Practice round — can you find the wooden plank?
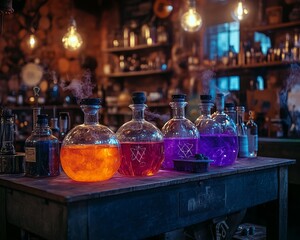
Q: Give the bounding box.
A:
[278,166,288,240]
[0,187,7,240]
[0,157,295,204]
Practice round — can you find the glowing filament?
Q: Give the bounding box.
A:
[62,21,83,51]
[233,1,248,21]
[181,8,202,32]
[28,34,37,49]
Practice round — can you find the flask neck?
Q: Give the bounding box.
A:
[130,104,146,121]
[170,102,187,119]
[215,95,225,113]
[34,123,52,135]
[237,109,245,124]
[81,105,100,125]
[199,102,213,117]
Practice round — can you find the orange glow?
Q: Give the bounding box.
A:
[60,144,120,182]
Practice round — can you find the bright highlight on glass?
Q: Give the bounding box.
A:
[181,0,202,32]
[232,0,248,21]
[62,18,83,51]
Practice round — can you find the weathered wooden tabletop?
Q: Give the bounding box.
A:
[0,157,295,203]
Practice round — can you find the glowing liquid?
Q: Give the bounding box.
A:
[163,138,198,169]
[198,134,238,166]
[119,141,164,176]
[60,144,120,182]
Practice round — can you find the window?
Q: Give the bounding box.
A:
[205,22,240,60]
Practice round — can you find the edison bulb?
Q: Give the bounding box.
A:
[62,21,83,51]
[232,1,248,21]
[27,34,37,49]
[181,8,202,32]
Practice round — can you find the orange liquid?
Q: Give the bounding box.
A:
[60,144,120,182]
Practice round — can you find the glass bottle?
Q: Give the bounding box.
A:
[236,106,249,158]
[60,98,120,182]
[50,117,60,139]
[162,94,199,169]
[25,114,60,177]
[116,92,164,176]
[195,95,229,166]
[225,102,236,124]
[59,112,70,142]
[0,109,16,155]
[246,110,258,157]
[211,93,238,166]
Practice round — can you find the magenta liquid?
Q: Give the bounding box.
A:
[119,141,164,176]
[163,138,198,169]
[198,134,238,166]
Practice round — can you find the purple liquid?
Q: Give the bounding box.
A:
[198,134,238,166]
[163,138,198,169]
[119,142,164,176]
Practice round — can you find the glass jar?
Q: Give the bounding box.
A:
[25,114,60,177]
[60,98,120,182]
[210,93,238,166]
[162,94,199,169]
[116,92,164,176]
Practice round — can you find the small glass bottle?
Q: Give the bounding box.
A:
[0,109,16,155]
[25,114,60,177]
[246,111,258,157]
[50,117,60,139]
[162,94,199,169]
[211,93,238,165]
[60,98,120,182]
[225,102,236,124]
[236,106,249,158]
[116,92,164,176]
[59,112,70,142]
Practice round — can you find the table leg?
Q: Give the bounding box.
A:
[0,187,7,240]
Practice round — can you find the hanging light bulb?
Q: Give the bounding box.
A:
[62,17,83,51]
[181,0,202,32]
[232,0,249,21]
[27,33,38,49]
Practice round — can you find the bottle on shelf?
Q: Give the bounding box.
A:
[116,92,164,176]
[224,102,236,124]
[60,98,120,182]
[50,117,60,139]
[246,111,258,158]
[211,93,238,165]
[236,106,249,158]
[0,108,16,156]
[25,114,60,177]
[161,94,199,169]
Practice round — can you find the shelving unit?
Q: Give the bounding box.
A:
[246,20,300,33]
[105,69,171,78]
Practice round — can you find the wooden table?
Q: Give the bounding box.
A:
[0,157,295,240]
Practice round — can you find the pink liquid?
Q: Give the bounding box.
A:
[198,134,238,166]
[163,138,198,169]
[119,141,164,176]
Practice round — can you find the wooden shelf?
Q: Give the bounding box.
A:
[105,69,171,78]
[246,20,300,33]
[104,43,169,54]
[212,61,299,74]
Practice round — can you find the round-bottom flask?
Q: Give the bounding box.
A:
[60,98,120,182]
[116,92,164,176]
[162,94,199,169]
[211,93,238,166]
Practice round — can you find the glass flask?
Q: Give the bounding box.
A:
[195,95,232,166]
[25,114,60,177]
[236,106,249,158]
[162,94,199,169]
[60,98,120,182]
[116,92,164,176]
[246,110,258,157]
[210,93,238,166]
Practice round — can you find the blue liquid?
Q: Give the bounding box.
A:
[198,134,238,166]
[163,138,198,169]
